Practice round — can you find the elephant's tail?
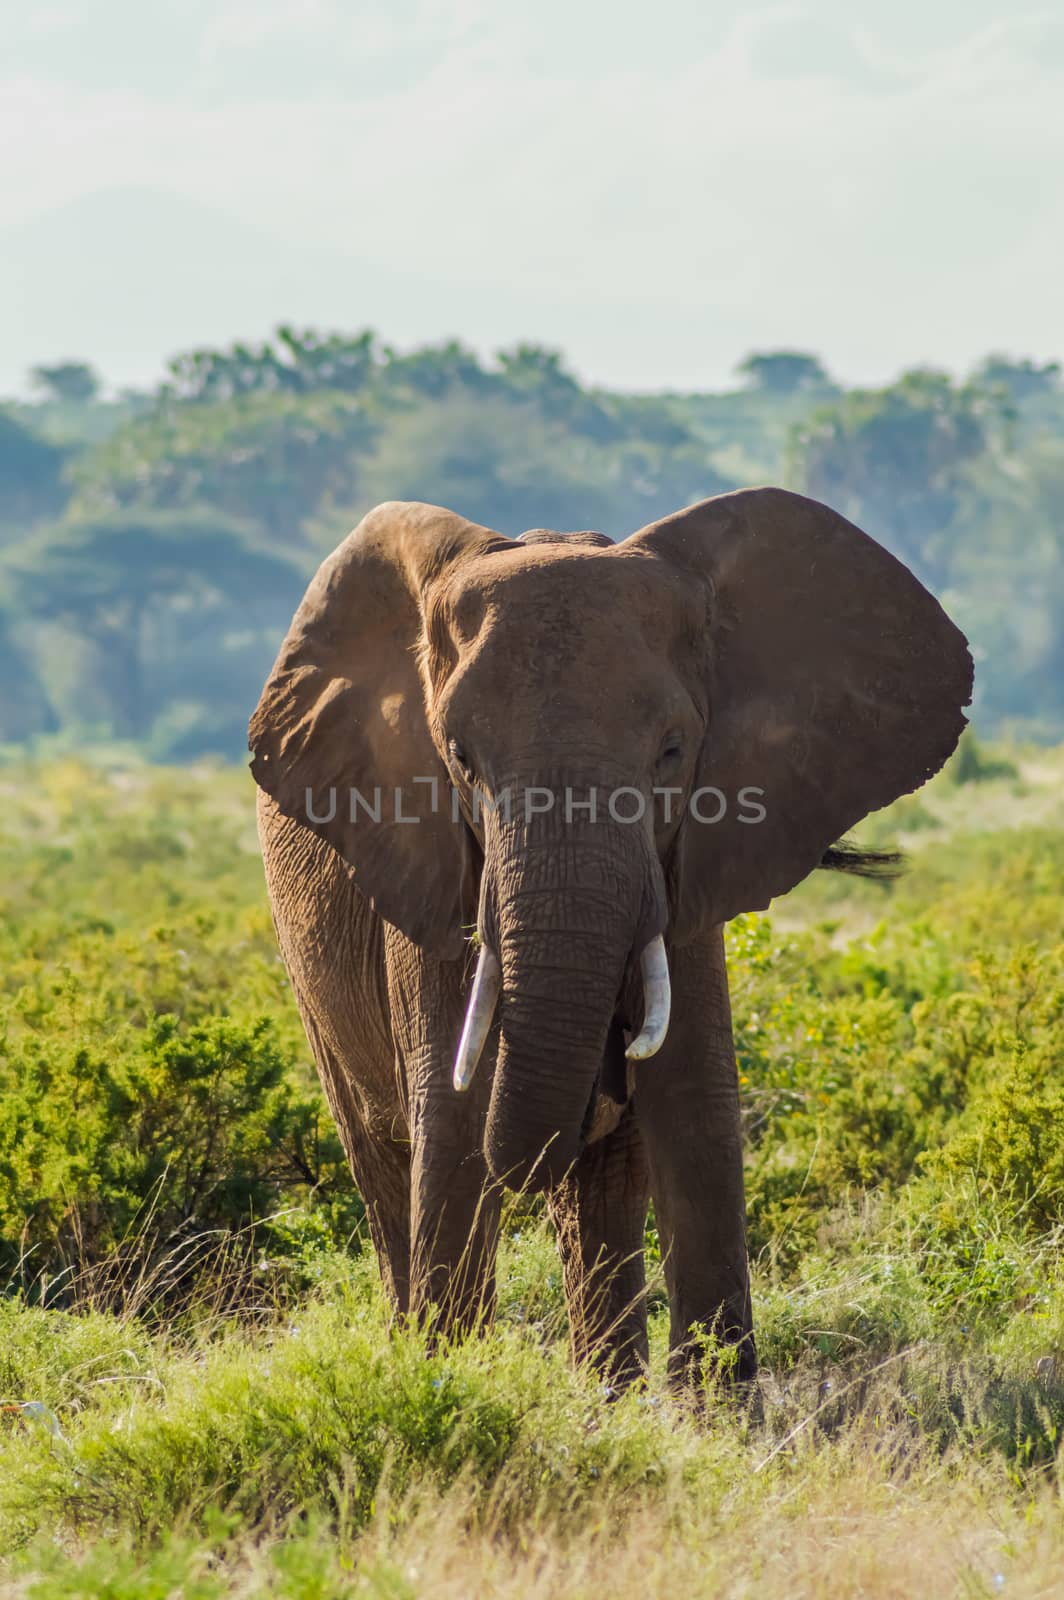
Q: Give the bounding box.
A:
[818,840,905,879]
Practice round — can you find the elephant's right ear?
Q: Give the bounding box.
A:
[625,488,973,936]
[249,501,504,959]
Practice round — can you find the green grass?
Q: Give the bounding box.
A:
[2,741,1064,1594]
[4,1236,1064,1596]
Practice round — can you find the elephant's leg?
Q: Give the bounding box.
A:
[547,1106,650,1389]
[408,1073,501,1335]
[386,930,501,1337]
[258,803,412,1312]
[293,1007,412,1318]
[635,928,756,1389]
[346,1127,413,1317]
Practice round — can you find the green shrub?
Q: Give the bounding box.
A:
[0,1013,362,1292]
[0,761,361,1297]
[921,1049,1064,1234]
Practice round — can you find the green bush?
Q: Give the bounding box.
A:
[0,760,360,1299]
[0,1013,361,1289]
[3,753,1064,1590]
[931,1056,1064,1224]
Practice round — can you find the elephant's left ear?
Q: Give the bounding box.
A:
[249,501,504,958]
[624,487,973,936]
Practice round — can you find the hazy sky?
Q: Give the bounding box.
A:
[4,1,1063,395]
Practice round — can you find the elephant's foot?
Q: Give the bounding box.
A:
[666,1317,759,1410]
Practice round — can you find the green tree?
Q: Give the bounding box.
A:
[737,350,833,395]
[0,409,69,534]
[29,361,101,405]
[1,512,303,747]
[0,614,57,741]
[495,343,620,441]
[972,355,1060,404]
[337,389,730,543]
[942,437,1064,736]
[163,328,380,402]
[71,390,378,545]
[382,339,492,398]
[790,370,1002,587]
[275,325,378,393]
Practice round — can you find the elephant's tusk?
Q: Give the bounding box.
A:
[625,935,672,1061]
[453,944,501,1091]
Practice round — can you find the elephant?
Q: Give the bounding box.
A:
[249,488,972,1390]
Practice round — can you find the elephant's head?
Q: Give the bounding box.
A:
[249,492,972,1191]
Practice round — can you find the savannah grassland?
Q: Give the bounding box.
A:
[2,741,1064,1598]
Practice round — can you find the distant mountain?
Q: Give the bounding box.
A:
[1,186,489,396]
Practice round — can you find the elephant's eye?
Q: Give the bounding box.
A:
[657,733,685,770]
[448,738,474,779]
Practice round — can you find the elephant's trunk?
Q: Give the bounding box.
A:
[481,804,663,1192]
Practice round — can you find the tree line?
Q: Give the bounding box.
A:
[1,334,1061,757]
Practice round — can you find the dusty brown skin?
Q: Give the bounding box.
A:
[249,489,973,1388]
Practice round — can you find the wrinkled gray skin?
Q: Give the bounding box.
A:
[250,490,973,1389]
